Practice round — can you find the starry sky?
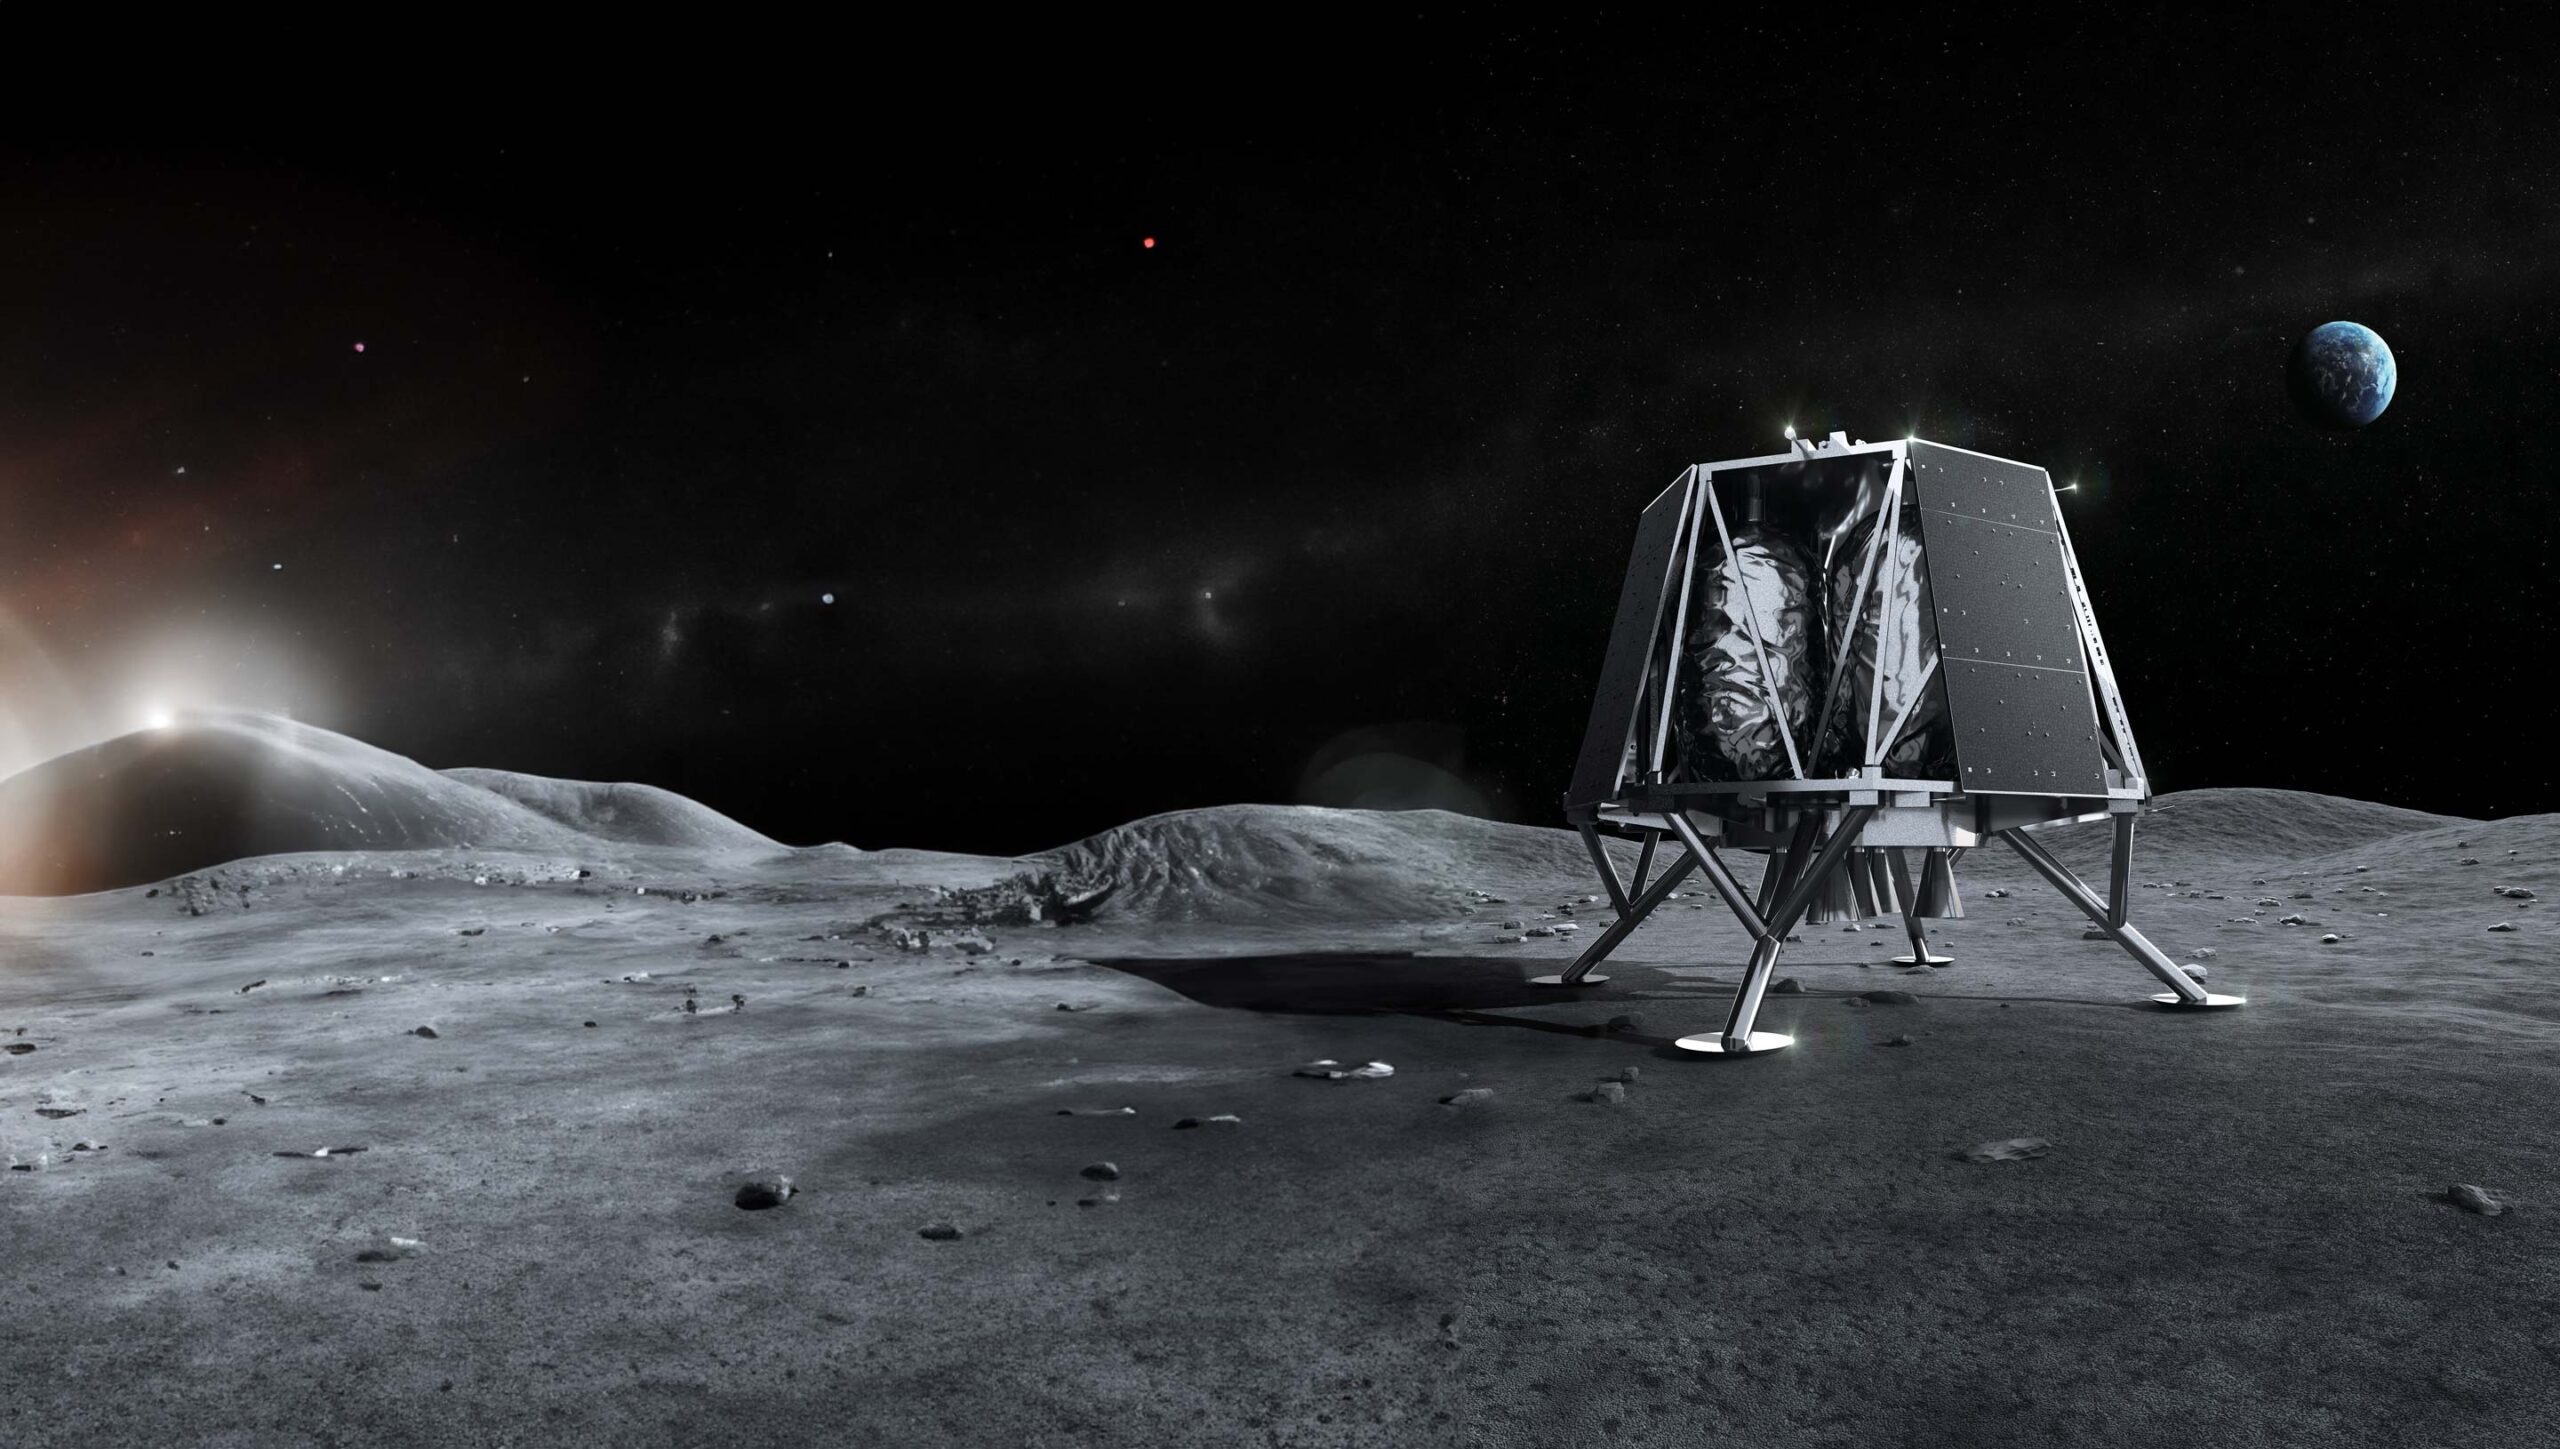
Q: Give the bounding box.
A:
[2,17,2554,852]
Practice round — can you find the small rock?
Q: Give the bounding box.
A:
[1961,1137,2052,1163]
[2181,964,2209,980]
[1524,926,1556,938]
[354,1233,426,1263]
[1605,1014,1645,1033]
[1617,1066,1640,1084]
[1864,989,1918,1005]
[1056,1106,1136,1117]
[2495,886,2537,901]
[3,1043,34,1056]
[1080,1162,1121,1182]
[1440,1088,1495,1106]
[238,979,267,994]
[1984,888,2011,899]
[1173,1114,1244,1129]
[1770,977,1803,994]
[2081,928,2110,941]
[583,1021,597,1028]
[457,928,485,937]
[1882,1034,1913,1047]
[2194,948,2218,959]
[734,1176,795,1210]
[2447,1183,2505,1216]
[1294,1059,1393,1080]
[34,1106,83,1119]
[2320,934,2341,945]
[412,1026,439,1039]
[1581,1083,1626,1105]
[2278,914,2308,926]
[919,1222,964,1240]
[1055,1001,1094,1011]
[1841,996,1869,1008]
[2489,922,2518,932]
[1500,919,1525,931]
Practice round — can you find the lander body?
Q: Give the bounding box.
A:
[1556,431,2242,1056]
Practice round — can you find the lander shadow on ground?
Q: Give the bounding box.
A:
[1089,952,1722,1017]
[1092,951,2182,1037]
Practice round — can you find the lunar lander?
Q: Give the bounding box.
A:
[1553,431,2241,1056]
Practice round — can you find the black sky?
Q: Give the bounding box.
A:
[2,16,2554,851]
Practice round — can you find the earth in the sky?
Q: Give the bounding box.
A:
[2287,320,2397,428]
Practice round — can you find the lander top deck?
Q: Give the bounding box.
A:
[1565,432,2149,846]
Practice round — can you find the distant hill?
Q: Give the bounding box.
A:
[2037,787,2469,876]
[0,713,774,896]
[444,769,779,852]
[1041,789,2486,925]
[1034,803,1612,922]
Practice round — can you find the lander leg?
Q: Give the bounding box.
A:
[1532,837,1700,989]
[1893,909,1953,968]
[1667,805,1876,1056]
[2000,816,2244,1009]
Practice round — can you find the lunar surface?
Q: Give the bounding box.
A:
[4,716,2556,1446]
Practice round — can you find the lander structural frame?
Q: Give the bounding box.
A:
[1553,430,2242,1057]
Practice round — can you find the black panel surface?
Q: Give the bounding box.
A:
[1567,476,1692,807]
[1906,441,2061,532]
[1938,659,2110,795]
[1905,441,2108,795]
[1920,511,2088,670]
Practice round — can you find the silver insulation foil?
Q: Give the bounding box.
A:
[1675,526,1819,781]
[1817,510,1949,777]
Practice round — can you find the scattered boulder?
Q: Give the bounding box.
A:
[1524,925,1556,938]
[2278,914,2308,926]
[1501,919,1526,931]
[1294,1059,1394,1080]
[354,1234,426,1263]
[2447,1184,2505,1217]
[1961,1137,2052,1163]
[2494,886,2537,901]
[2320,934,2342,945]
[411,1026,439,1039]
[734,1175,795,1210]
[1079,1162,1122,1182]
[929,870,1119,925]
[1580,1083,1627,1105]
[2489,922,2518,933]
[2181,964,2209,981]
